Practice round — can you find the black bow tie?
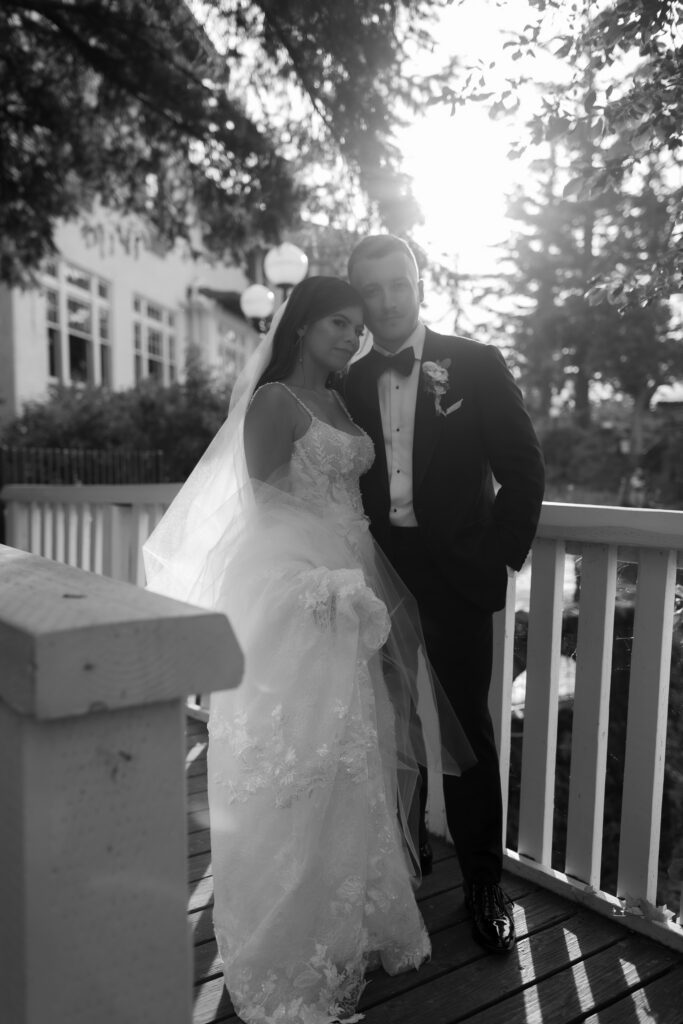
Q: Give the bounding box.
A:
[367,346,416,378]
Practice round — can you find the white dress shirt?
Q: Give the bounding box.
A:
[374,321,426,527]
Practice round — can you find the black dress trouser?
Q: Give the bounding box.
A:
[388,525,504,885]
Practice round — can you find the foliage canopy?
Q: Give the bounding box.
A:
[1,0,452,285]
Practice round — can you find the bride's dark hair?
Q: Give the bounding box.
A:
[256,276,363,389]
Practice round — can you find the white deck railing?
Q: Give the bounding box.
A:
[3,483,683,954]
[0,542,243,1024]
[2,483,179,586]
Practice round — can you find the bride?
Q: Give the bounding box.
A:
[144,276,474,1024]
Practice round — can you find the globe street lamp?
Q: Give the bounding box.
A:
[263,242,309,298]
[240,283,276,336]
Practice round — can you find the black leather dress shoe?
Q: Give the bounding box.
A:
[419,840,433,876]
[465,882,516,953]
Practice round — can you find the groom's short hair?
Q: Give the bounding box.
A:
[347,234,420,280]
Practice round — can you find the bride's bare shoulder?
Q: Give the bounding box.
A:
[248,382,298,424]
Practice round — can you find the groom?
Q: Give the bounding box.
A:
[345,234,545,954]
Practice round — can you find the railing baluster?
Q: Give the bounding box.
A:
[65,504,78,567]
[491,572,517,838]
[6,500,29,552]
[91,504,104,574]
[41,501,53,559]
[77,501,89,571]
[131,505,151,586]
[102,504,130,581]
[565,544,617,888]
[53,502,66,563]
[518,537,566,866]
[618,547,677,904]
[28,501,40,553]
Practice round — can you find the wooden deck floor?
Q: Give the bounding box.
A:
[186,718,683,1024]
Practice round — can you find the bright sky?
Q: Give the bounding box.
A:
[401,1,523,271]
[402,103,514,275]
[398,0,567,326]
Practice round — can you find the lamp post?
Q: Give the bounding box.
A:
[263,242,309,299]
[239,283,276,336]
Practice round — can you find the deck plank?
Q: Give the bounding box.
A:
[359,909,623,1023]
[582,963,683,1024]
[189,851,212,884]
[357,886,582,1014]
[188,775,209,795]
[188,828,211,858]
[186,720,680,1024]
[459,933,681,1024]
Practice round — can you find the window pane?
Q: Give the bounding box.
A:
[67,297,92,335]
[69,334,90,383]
[48,326,60,378]
[66,264,91,291]
[44,259,58,279]
[133,296,141,313]
[147,303,162,322]
[100,344,111,387]
[168,336,176,362]
[134,322,142,349]
[135,353,142,384]
[46,289,59,325]
[148,357,163,380]
[148,329,162,356]
[167,311,175,327]
[98,280,109,300]
[99,308,109,341]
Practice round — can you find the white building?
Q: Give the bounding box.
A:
[0,207,260,425]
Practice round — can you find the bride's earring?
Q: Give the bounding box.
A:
[297,328,305,365]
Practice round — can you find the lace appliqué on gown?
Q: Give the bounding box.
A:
[208,391,431,1024]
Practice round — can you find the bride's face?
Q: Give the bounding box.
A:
[303,305,365,372]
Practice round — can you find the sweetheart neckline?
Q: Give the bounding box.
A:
[294,415,370,445]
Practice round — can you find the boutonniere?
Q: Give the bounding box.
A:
[422,359,451,416]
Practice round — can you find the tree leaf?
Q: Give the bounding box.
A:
[563,176,585,198]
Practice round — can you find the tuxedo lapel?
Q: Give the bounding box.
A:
[413,331,447,494]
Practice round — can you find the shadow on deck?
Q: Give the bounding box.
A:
[186,719,683,1024]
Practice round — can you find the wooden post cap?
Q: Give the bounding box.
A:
[0,545,243,720]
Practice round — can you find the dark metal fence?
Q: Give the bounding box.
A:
[0,445,166,486]
[0,446,167,545]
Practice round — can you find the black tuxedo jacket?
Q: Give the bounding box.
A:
[344,328,545,612]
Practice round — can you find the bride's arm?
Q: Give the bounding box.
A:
[244,384,296,482]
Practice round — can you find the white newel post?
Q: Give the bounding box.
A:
[0,545,244,1024]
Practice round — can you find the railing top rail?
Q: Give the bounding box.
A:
[3,487,683,549]
[0,482,182,504]
[538,501,683,551]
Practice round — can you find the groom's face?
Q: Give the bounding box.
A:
[349,251,423,352]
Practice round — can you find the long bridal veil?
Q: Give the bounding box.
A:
[142,303,286,609]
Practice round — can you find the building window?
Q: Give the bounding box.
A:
[43,260,112,386]
[67,295,92,383]
[132,295,178,385]
[46,288,61,378]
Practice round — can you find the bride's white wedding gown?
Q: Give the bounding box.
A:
[207,385,431,1023]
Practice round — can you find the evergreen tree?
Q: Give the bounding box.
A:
[451,0,682,301]
[484,92,682,452]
